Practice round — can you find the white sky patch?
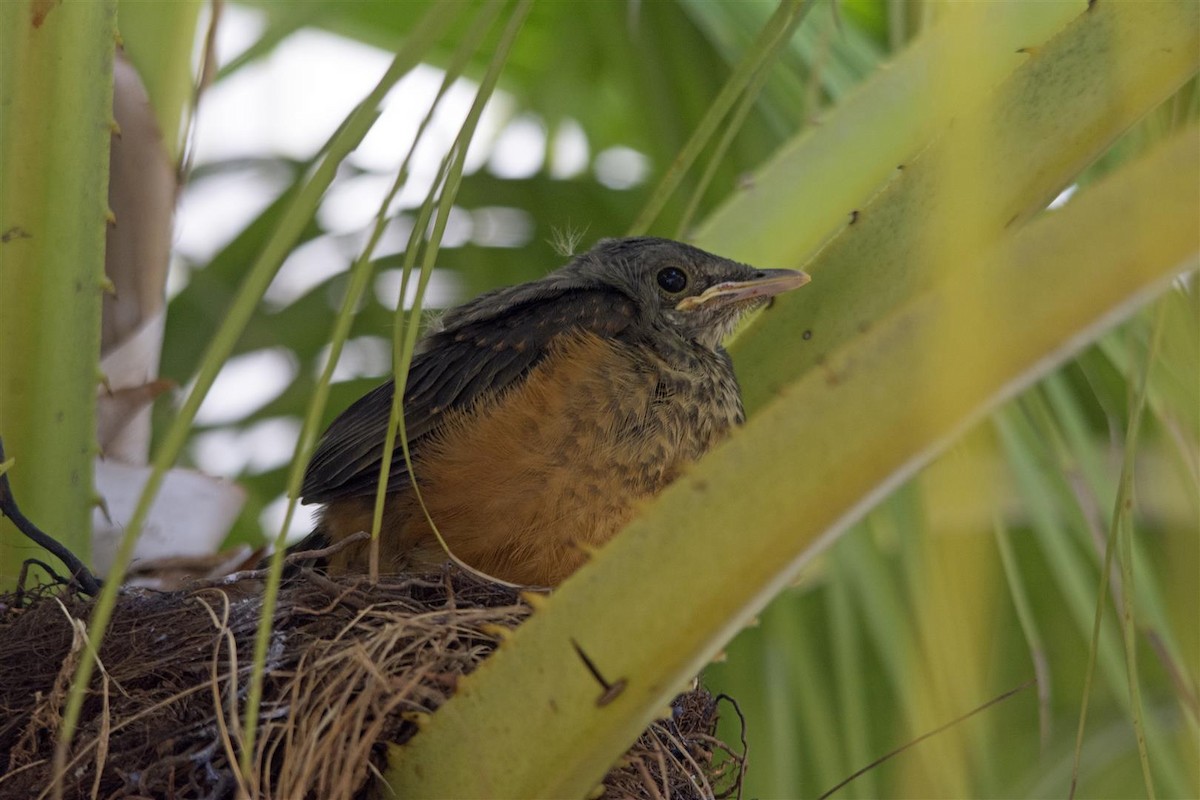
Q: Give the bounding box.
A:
[550,118,589,178]
[1047,183,1078,210]
[190,416,303,476]
[441,205,474,248]
[354,64,451,172]
[166,253,191,300]
[472,207,535,248]
[372,267,464,311]
[357,67,511,176]
[209,3,266,69]
[260,493,319,544]
[464,93,515,175]
[194,348,298,426]
[193,28,394,162]
[265,235,351,307]
[373,215,417,259]
[595,146,650,190]
[489,115,546,179]
[316,335,393,382]
[188,427,244,476]
[240,416,302,472]
[318,173,400,234]
[175,166,291,262]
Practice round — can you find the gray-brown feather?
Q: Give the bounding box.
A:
[300,288,638,503]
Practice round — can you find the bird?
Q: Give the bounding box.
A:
[296,236,809,586]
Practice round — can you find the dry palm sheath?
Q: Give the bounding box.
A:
[298,237,808,585]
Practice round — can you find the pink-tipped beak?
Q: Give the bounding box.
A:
[675,268,810,311]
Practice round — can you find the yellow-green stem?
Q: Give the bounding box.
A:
[0,0,117,585]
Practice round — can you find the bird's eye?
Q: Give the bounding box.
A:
[657,266,688,294]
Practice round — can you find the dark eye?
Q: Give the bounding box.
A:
[657,267,688,293]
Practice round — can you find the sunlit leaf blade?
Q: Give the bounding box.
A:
[722,0,1200,416]
[383,98,1198,800]
[692,1,1086,271]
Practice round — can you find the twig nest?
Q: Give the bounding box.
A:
[0,568,744,799]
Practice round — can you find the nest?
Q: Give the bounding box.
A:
[0,567,744,799]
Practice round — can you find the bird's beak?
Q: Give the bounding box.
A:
[675,268,810,311]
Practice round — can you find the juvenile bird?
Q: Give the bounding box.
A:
[298,237,808,586]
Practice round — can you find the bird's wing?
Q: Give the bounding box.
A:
[300,287,637,503]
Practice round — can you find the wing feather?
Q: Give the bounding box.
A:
[300,286,637,503]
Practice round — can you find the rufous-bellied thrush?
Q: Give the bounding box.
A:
[298,237,809,586]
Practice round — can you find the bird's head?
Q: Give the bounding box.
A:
[570,237,810,350]
[434,237,809,351]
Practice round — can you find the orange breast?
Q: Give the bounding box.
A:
[321,331,741,585]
